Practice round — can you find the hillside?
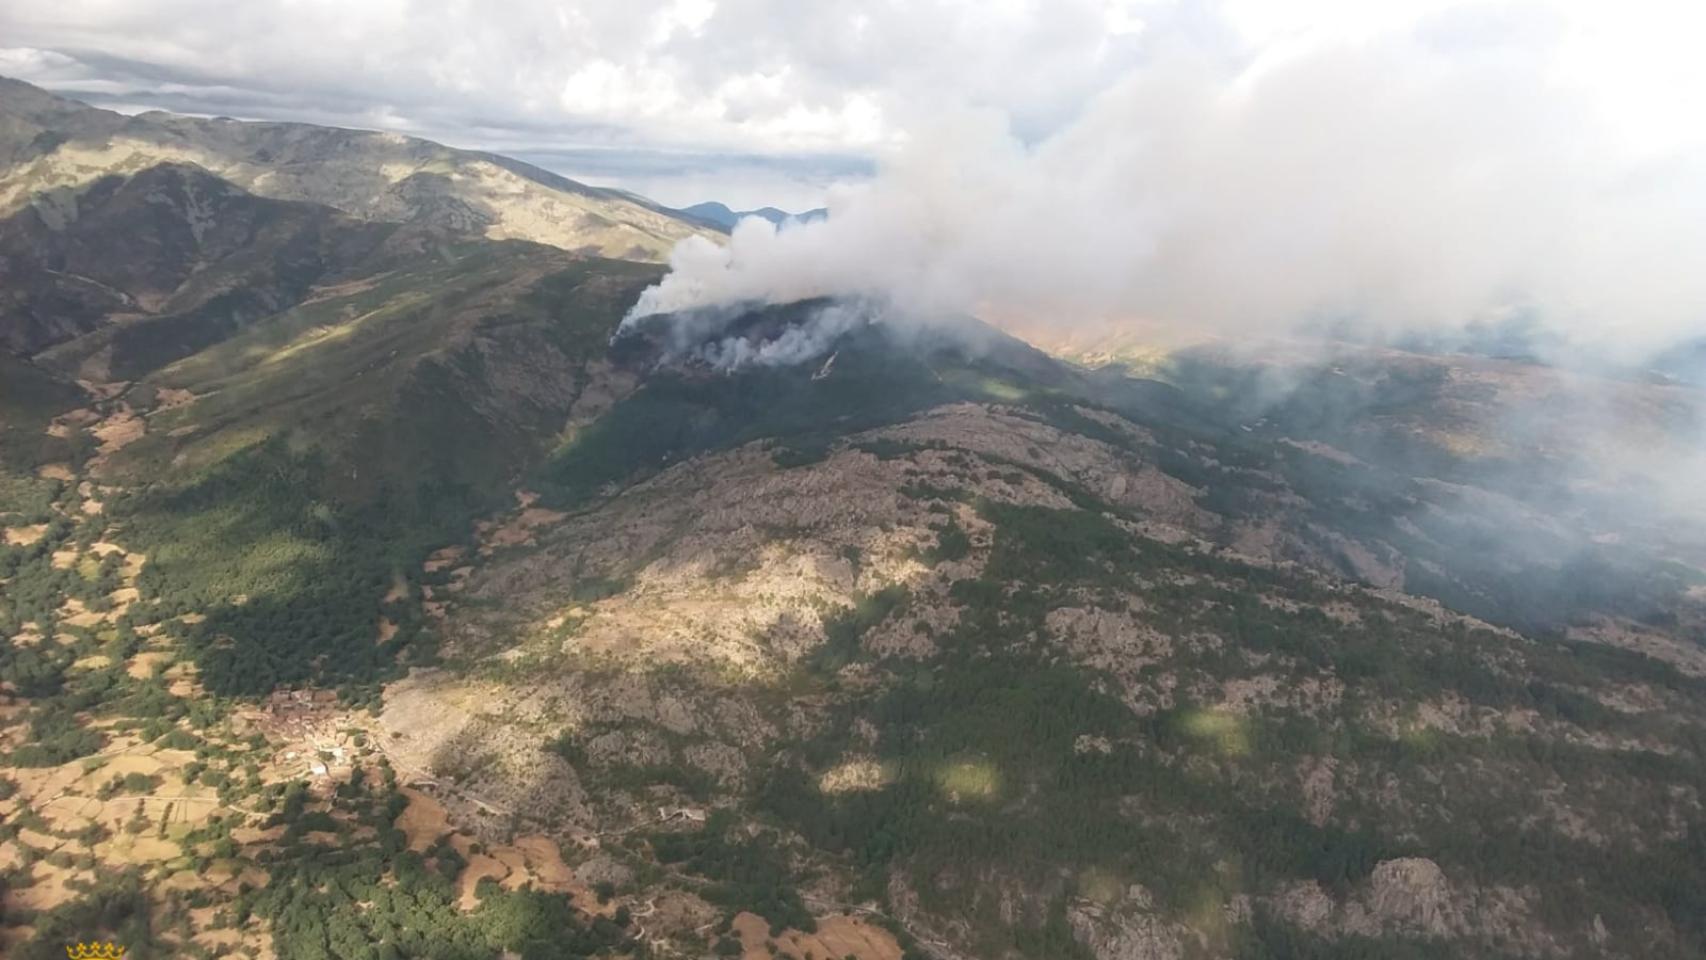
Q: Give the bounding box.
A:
[0,77,716,261]
[3,96,1706,960]
[373,311,1706,960]
[1,161,400,363]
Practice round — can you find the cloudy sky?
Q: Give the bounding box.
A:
[5,0,1700,212]
[4,0,1706,356]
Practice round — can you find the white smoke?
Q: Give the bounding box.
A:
[693,302,874,369]
[621,13,1706,365]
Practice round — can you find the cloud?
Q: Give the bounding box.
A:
[7,1,1706,324]
[625,2,1706,363]
[502,147,871,212]
[0,0,1174,205]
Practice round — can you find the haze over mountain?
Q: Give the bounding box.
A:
[3,10,1706,960]
[675,202,829,231]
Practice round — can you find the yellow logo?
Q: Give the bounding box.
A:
[65,943,126,960]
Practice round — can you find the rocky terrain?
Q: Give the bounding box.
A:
[367,345,1706,960]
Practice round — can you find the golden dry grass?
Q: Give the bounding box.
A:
[394,787,453,852]
[3,523,48,545]
[733,912,904,960]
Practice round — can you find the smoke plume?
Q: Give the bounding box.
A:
[621,16,1706,367]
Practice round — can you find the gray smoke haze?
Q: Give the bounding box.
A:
[622,20,1706,366]
[693,302,873,369]
[610,6,1706,617]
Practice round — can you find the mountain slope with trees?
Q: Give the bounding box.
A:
[2,90,1705,960]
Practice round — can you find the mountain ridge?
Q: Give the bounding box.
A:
[675,200,829,230]
[0,76,716,261]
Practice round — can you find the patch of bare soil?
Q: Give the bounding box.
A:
[444,831,603,912]
[395,787,454,852]
[455,853,511,909]
[61,597,108,629]
[232,824,287,847]
[733,911,904,960]
[36,462,75,481]
[45,408,99,439]
[477,506,568,553]
[89,403,145,466]
[3,523,48,545]
[153,387,197,410]
[97,833,182,864]
[120,550,147,583]
[424,545,466,573]
[3,857,80,912]
[513,834,610,914]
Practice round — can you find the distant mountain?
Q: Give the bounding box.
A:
[0,76,715,261]
[1650,336,1706,386]
[675,200,828,230]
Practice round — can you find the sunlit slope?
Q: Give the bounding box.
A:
[112,242,661,497]
[0,76,716,261]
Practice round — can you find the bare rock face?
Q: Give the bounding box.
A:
[1361,857,1458,936]
[375,668,592,832]
[1067,897,1187,960]
[1296,756,1339,827]
[1271,880,1336,932]
[1269,860,1564,955]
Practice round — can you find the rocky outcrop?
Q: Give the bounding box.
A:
[1267,858,1562,957]
[1066,887,1188,960]
[1350,857,1458,937]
